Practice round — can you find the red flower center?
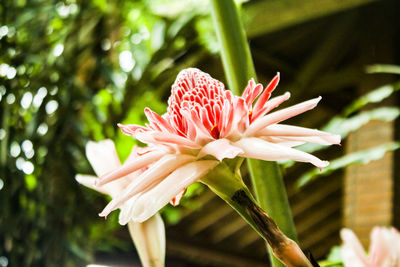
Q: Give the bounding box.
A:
[167,69,226,139]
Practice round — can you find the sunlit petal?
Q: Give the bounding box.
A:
[234,137,329,168]
[246,96,321,136]
[99,154,195,215]
[130,160,218,222]
[198,138,243,161]
[96,151,165,186]
[257,124,341,145]
[86,140,121,177]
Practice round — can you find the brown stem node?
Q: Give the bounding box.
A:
[232,190,316,267]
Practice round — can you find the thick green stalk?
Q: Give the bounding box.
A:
[210,1,298,266]
[202,163,312,267]
[210,0,256,95]
[201,162,265,238]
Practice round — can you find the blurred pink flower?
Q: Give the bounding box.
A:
[97,68,340,222]
[341,227,400,267]
[75,140,165,267]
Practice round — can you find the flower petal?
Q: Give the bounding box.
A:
[96,150,165,186]
[144,107,176,134]
[257,124,341,145]
[118,123,148,136]
[246,96,321,136]
[241,78,263,107]
[260,137,307,147]
[340,228,370,267]
[234,137,329,168]
[86,140,121,177]
[198,139,243,161]
[75,174,109,195]
[152,131,201,148]
[128,213,166,267]
[76,174,135,199]
[252,73,280,113]
[99,154,196,216]
[369,227,391,266]
[170,189,187,206]
[119,194,141,225]
[131,160,218,222]
[251,92,291,121]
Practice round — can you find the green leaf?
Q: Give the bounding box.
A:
[297,142,400,188]
[318,246,344,267]
[365,64,400,75]
[297,106,400,154]
[24,174,37,191]
[343,81,400,116]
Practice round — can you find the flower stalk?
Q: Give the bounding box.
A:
[210,0,300,266]
[201,162,313,267]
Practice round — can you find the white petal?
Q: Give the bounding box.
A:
[76,174,132,198]
[198,139,244,161]
[261,137,306,147]
[170,189,187,206]
[96,150,165,186]
[128,213,166,267]
[246,96,321,136]
[234,137,329,168]
[131,160,218,222]
[75,174,108,194]
[368,227,392,265]
[100,154,196,215]
[265,136,338,146]
[119,194,141,225]
[340,228,370,267]
[257,124,341,145]
[86,140,121,177]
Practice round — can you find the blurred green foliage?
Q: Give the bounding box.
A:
[0,0,216,266]
[294,69,400,188]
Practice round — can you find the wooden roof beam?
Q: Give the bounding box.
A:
[187,204,233,236]
[289,13,357,99]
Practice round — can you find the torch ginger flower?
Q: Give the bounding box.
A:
[75,140,165,267]
[97,68,340,223]
[341,227,400,267]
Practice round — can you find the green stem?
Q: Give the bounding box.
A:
[201,162,264,238]
[210,1,298,266]
[210,0,256,95]
[201,163,312,267]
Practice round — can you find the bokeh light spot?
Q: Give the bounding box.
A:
[10,142,21,157]
[0,25,8,39]
[22,161,34,174]
[21,92,33,109]
[53,44,64,57]
[119,50,135,72]
[0,129,5,140]
[6,94,15,104]
[0,256,8,267]
[45,100,59,114]
[37,123,48,136]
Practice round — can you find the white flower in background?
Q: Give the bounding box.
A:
[341,227,400,267]
[75,140,165,267]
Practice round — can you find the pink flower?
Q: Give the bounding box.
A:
[341,227,400,267]
[97,68,340,222]
[75,140,165,267]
